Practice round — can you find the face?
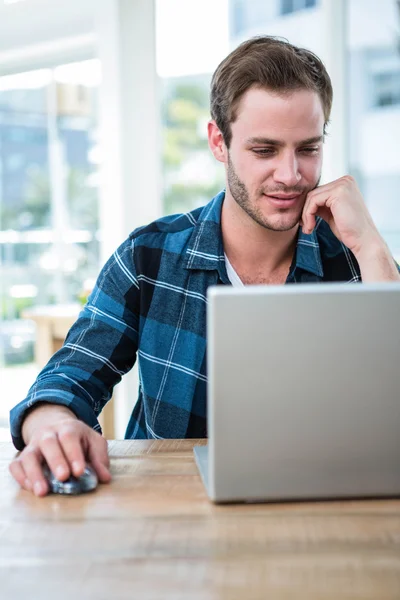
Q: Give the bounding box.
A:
[224,87,324,232]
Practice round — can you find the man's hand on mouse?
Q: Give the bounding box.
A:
[9,404,111,497]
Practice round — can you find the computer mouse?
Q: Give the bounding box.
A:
[43,463,98,495]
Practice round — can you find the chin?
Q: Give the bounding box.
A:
[270,222,299,232]
[263,213,301,232]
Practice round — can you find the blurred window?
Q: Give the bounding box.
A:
[231,0,273,36]
[156,0,228,216]
[0,60,101,438]
[232,0,246,36]
[372,70,400,107]
[159,75,225,215]
[281,0,317,16]
[348,0,400,261]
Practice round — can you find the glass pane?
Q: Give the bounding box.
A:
[281,0,294,15]
[0,70,51,230]
[228,0,323,86]
[0,60,101,440]
[156,0,228,215]
[348,0,400,261]
[160,75,225,215]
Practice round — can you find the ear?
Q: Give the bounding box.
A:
[207,120,228,164]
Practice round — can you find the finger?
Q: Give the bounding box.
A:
[303,193,329,234]
[9,458,33,492]
[307,176,348,198]
[301,193,313,233]
[306,180,337,196]
[302,181,338,231]
[38,431,71,482]
[21,446,49,497]
[301,187,322,232]
[57,424,87,477]
[87,433,112,483]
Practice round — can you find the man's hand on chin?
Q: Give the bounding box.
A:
[300,175,400,283]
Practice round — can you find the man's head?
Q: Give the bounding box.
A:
[208,36,333,232]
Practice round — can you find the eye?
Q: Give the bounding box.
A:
[299,147,319,155]
[252,148,275,156]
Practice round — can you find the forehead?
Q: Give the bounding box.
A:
[232,86,325,144]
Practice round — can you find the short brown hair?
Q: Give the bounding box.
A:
[210,36,333,148]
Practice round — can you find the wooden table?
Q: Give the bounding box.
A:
[1,440,400,599]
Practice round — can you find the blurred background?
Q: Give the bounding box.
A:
[0,0,399,440]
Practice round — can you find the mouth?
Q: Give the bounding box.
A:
[263,193,303,208]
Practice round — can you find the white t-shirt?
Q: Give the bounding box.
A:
[224,253,244,287]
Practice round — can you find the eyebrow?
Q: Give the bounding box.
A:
[246,135,324,147]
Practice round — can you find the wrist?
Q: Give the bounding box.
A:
[22,403,77,445]
[352,236,400,283]
[352,232,387,263]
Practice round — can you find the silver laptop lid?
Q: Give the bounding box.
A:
[206,283,400,502]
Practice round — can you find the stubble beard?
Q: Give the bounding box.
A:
[227,153,320,232]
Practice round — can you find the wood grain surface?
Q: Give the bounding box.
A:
[1,439,399,599]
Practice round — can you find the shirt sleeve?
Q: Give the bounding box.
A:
[10,236,140,450]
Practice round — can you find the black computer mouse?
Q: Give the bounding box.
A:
[43,463,98,495]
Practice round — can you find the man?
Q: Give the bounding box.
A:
[9,36,400,496]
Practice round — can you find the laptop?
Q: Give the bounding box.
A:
[194,283,400,503]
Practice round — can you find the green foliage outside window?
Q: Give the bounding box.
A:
[162,79,225,216]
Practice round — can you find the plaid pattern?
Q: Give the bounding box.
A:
[11,190,368,449]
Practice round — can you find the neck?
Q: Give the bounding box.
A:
[221,192,299,275]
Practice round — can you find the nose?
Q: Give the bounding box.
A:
[272,152,301,187]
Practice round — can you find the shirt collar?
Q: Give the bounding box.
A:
[295,223,324,278]
[184,190,324,279]
[183,190,227,278]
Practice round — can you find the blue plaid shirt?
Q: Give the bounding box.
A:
[11,190,365,449]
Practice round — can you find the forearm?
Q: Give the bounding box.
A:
[354,238,400,283]
[11,236,140,451]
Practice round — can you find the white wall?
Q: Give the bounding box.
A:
[348,0,398,50]
[231,2,323,56]
[0,0,95,53]
[361,109,400,176]
[366,175,400,231]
